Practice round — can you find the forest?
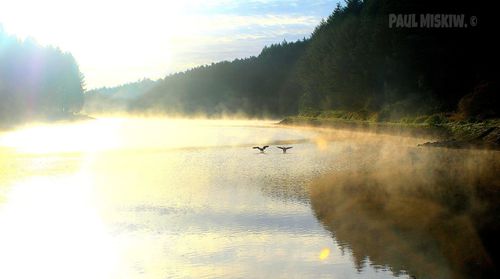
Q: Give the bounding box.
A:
[0,28,85,127]
[2,0,498,125]
[296,0,498,121]
[93,0,500,121]
[86,0,498,121]
[85,78,155,114]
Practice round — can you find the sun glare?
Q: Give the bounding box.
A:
[0,173,118,279]
[0,119,123,154]
[319,248,330,260]
[0,0,194,87]
[0,0,324,88]
[0,118,284,154]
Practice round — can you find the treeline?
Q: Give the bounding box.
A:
[84,78,154,113]
[298,0,498,121]
[128,39,308,117]
[92,0,498,120]
[0,28,85,126]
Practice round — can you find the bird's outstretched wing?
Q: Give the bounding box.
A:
[262,145,269,150]
[253,147,260,149]
[277,146,293,151]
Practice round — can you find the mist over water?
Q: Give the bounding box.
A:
[311,144,500,278]
[0,118,498,278]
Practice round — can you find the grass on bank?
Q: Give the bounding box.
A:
[280,109,500,143]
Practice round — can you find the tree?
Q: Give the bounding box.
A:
[0,29,85,125]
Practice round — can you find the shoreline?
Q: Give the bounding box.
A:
[279,116,500,150]
[0,113,95,131]
[2,114,499,150]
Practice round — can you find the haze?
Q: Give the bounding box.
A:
[1,1,499,278]
[0,0,337,88]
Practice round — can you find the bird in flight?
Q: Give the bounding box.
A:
[253,145,269,153]
[277,146,293,153]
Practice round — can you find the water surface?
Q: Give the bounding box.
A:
[1,118,497,278]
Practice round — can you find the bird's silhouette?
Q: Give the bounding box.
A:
[253,145,269,153]
[277,146,293,153]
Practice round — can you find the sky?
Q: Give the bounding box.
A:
[0,0,338,89]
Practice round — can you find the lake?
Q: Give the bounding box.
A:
[0,118,498,279]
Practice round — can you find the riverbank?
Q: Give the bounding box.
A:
[279,116,500,150]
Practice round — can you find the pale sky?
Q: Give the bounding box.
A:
[0,0,338,89]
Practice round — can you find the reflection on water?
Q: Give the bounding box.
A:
[310,146,500,279]
[0,118,497,278]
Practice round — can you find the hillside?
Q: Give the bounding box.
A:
[128,39,308,117]
[91,0,498,123]
[83,78,155,114]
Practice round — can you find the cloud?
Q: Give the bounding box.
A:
[0,0,339,88]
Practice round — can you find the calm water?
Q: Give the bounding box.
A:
[0,118,498,279]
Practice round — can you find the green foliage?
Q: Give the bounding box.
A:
[424,114,448,126]
[80,0,499,121]
[298,107,321,118]
[127,0,497,120]
[0,29,85,125]
[413,115,429,124]
[297,0,498,119]
[316,109,372,121]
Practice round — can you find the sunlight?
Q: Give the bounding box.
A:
[0,119,123,154]
[0,173,118,279]
[319,248,330,260]
[0,0,188,87]
[0,0,324,87]
[0,118,287,154]
[1,0,497,277]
